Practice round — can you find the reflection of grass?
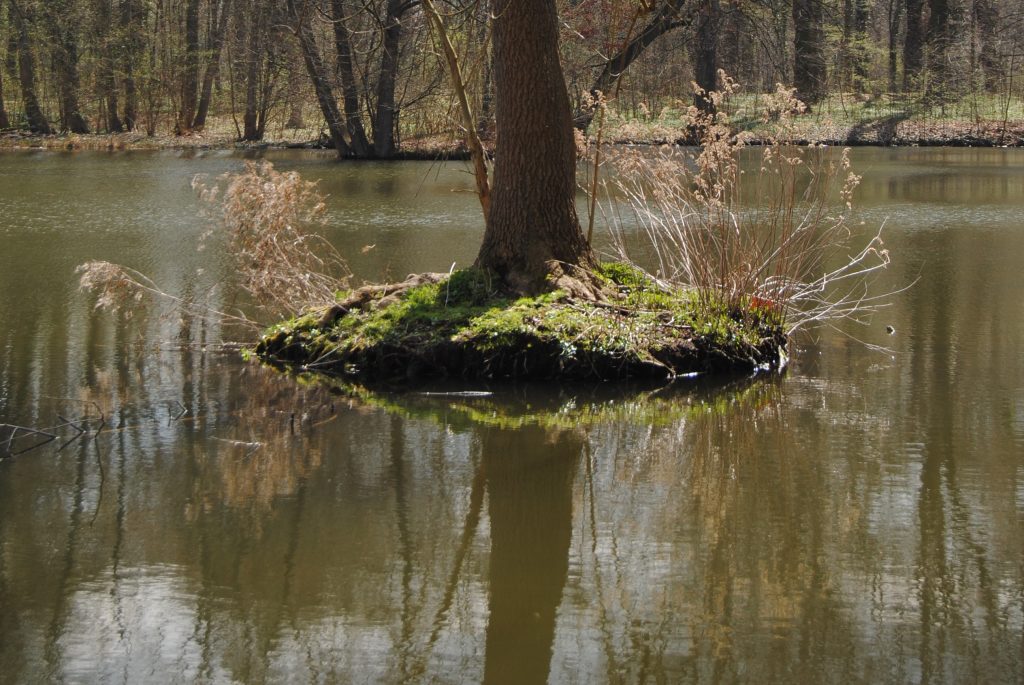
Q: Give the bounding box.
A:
[284,364,783,433]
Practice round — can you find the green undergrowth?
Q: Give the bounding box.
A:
[255,264,787,383]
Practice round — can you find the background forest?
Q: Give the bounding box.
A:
[0,0,1022,149]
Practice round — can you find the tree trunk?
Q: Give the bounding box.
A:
[96,0,122,132]
[178,0,201,133]
[974,0,999,90]
[330,0,371,156]
[9,0,52,134]
[45,0,90,133]
[903,0,925,89]
[120,0,142,130]
[475,0,596,295]
[242,7,261,141]
[286,0,350,156]
[793,0,827,107]
[850,0,871,92]
[0,67,9,129]
[0,47,8,129]
[284,35,305,129]
[925,0,958,97]
[692,0,720,113]
[476,0,492,135]
[193,0,232,131]
[887,0,903,92]
[373,0,404,157]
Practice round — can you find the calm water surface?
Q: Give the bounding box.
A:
[1,148,1022,683]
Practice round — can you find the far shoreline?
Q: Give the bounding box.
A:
[2,120,1022,158]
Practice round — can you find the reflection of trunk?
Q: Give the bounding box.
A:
[389,416,415,681]
[692,0,720,113]
[286,0,350,156]
[330,0,370,156]
[193,0,233,131]
[373,0,404,157]
[481,426,580,685]
[9,0,52,134]
[793,0,827,107]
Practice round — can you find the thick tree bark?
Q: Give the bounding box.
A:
[793,0,827,107]
[692,0,720,113]
[330,0,371,156]
[373,0,405,157]
[476,0,596,295]
[9,0,52,134]
[903,0,926,89]
[286,0,349,156]
[193,0,232,131]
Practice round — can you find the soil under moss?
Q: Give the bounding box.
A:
[255,264,788,383]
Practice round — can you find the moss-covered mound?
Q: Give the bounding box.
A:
[255,264,788,382]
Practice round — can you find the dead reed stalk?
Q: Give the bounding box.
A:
[79,161,350,329]
[606,74,891,334]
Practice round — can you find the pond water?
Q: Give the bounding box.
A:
[0,148,1022,683]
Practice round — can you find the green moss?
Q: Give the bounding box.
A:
[255,265,788,382]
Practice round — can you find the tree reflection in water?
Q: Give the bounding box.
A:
[481,423,580,685]
[1,362,1021,682]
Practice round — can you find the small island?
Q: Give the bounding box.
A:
[256,265,788,382]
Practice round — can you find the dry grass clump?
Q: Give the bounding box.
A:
[193,161,350,317]
[79,161,348,330]
[606,74,891,334]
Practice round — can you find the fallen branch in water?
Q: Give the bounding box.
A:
[1,423,57,457]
